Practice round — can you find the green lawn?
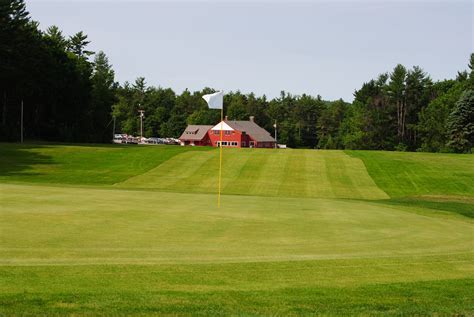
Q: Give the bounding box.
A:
[118,148,388,199]
[0,143,208,185]
[0,143,473,315]
[348,150,474,198]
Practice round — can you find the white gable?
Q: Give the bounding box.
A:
[211,121,234,131]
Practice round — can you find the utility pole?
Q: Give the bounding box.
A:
[20,99,23,144]
[112,116,116,142]
[273,120,277,149]
[138,109,145,143]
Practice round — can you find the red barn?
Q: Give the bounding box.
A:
[178,125,213,146]
[179,116,276,148]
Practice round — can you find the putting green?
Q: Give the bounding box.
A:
[1,183,472,266]
[118,149,389,199]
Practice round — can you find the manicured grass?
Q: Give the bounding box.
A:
[0,144,387,199]
[348,150,474,198]
[3,143,472,200]
[118,149,389,199]
[0,142,208,185]
[374,196,474,219]
[1,183,473,314]
[2,183,472,264]
[1,268,472,315]
[0,143,473,314]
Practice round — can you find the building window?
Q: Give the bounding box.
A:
[216,141,239,147]
[225,130,231,135]
[213,130,219,135]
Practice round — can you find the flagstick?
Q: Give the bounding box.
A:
[218,107,223,207]
[202,91,224,207]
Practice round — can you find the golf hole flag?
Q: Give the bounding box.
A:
[202,91,223,109]
[202,91,224,208]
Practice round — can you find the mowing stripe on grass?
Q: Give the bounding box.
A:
[117,149,388,200]
[118,150,216,190]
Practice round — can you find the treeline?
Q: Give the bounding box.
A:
[2,0,473,152]
[1,0,116,143]
[346,63,474,152]
[115,59,474,153]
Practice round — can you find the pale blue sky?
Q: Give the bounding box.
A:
[27,0,473,101]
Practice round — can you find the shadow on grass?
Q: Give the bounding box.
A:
[0,142,53,178]
[374,197,474,219]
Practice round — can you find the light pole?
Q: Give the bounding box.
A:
[138,109,145,143]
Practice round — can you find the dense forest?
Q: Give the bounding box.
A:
[1,0,473,152]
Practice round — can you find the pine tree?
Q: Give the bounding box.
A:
[387,64,407,143]
[68,31,93,58]
[89,51,117,141]
[468,53,474,89]
[446,89,474,153]
[44,25,68,49]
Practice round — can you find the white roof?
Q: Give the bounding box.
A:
[211,121,234,131]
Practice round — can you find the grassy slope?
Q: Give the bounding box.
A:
[0,144,389,199]
[348,150,474,219]
[118,149,389,199]
[347,150,474,198]
[1,143,473,314]
[0,143,208,185]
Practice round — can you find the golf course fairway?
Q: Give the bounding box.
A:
[0,143,473,315]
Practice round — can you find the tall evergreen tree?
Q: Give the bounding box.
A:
[404,66,431,149]
[89,51,117,142]
[446,90,474,153]
[387,64,407,143]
